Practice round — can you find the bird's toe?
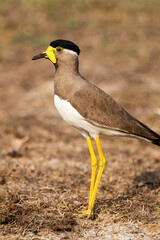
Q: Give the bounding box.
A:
[76,208,94,219]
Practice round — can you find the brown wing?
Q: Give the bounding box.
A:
[69,79,160,142]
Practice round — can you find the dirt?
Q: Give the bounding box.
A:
[0,1,160,239]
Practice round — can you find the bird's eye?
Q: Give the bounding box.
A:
[56,47,63,53]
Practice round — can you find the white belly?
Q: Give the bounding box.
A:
[54,95,126,138]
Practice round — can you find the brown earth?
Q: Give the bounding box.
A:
[0,1,160,239]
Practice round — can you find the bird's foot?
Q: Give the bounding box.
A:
[77,208,94,219]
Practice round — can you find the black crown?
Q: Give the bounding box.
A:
[50,39,80,55]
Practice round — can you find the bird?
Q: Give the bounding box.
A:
[32,39,160,219]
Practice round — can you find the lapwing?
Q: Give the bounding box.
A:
[32,39,160,219]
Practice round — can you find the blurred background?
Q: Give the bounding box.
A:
[0,0,160,238]
[1,0,160,122]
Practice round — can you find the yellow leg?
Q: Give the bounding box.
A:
[79,137,97,218]
[89,137,106,211]
[87,137,97,204]
[78,137,106,219]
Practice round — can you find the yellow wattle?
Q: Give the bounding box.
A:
[43,46,56,64]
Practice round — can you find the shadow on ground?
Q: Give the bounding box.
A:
[134,170,160,190]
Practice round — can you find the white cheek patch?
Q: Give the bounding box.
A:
[63,49,78,56]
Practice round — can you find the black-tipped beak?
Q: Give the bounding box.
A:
[32,52,47,60]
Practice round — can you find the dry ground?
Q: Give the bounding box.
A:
[0,1,160,239]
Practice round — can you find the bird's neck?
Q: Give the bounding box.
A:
[55,57,79,75]
[53,57,83,99]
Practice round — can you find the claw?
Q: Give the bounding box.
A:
[76,208,94,219]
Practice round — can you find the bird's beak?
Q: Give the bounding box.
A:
[32,52,47,60]
[32,46,56,64]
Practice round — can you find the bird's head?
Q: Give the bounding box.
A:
[32,39,80,66]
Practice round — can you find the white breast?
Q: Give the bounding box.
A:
[54,95,127,138]
[54,95,99,138]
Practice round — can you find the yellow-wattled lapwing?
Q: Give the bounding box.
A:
[32,39,160,219]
